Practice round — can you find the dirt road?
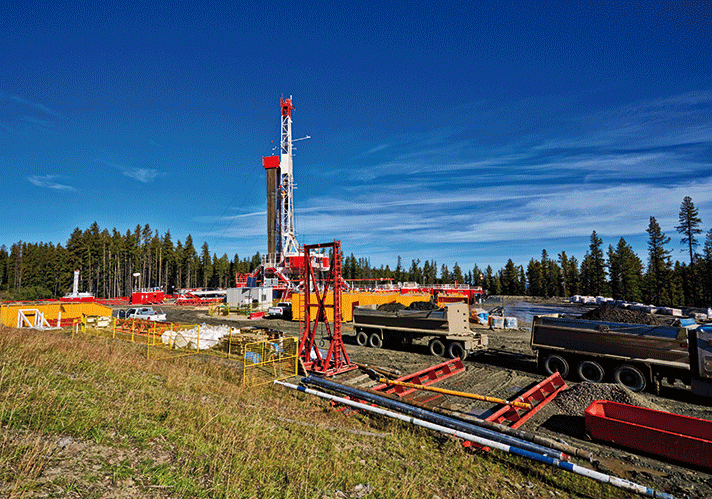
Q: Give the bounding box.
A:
[151,301,712,498]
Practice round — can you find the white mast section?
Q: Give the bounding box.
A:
[279,96,299,258]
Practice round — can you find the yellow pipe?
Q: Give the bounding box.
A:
[378,378,532,410]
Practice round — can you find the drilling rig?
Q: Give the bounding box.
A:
[237,97,328,296]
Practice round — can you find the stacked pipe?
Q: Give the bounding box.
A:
[304,375,568,461]
[274,377,674,499]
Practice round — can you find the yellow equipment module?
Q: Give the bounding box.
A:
[292,292,432,323]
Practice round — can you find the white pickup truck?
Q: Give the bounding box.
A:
[118,307,167,322]
[268,302,293,320]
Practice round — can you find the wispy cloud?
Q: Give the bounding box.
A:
[3,93,64,118]
[104,161,162,183]
[19,115,55,130]
[27,175,75,191]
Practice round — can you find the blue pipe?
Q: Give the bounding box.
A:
[276,380,673,499]
[303,375,567,461]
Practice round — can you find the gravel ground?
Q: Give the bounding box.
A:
[137,300,712,499]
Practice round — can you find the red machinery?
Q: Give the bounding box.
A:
[298,240,356,376]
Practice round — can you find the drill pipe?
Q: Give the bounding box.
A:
[275,380,673,499]
[414,392,593,463]
[303,375,567,461]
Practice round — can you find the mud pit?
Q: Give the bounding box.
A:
[155,301,712,498]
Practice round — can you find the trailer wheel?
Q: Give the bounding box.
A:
[429,339,446,357]
[613,364,646,392]
[447,341,467,360]
[355,331,368,347]
[368,332,383,349]
[543,354,570,378]
[577,360,605,383]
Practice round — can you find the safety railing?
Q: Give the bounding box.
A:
[75,315,297,386]
[243,337,298,387]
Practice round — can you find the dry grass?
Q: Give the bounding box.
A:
[0,325,633,498]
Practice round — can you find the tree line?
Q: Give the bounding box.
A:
[344,196,712,308]
[0,223,261,300]
[2,197,711,307]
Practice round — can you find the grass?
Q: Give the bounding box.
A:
[0,325,639,498]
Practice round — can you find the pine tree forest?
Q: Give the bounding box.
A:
[2,196,712,308]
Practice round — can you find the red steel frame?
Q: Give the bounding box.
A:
[484,371,567,429]
[298,240,356,376]
[372,358,466,396]
[462,371,567,451]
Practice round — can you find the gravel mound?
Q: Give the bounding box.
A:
[377,302,407,311]
[406,301,439,311]
[376,301,439,312]
[553,382,663,416]
[579,304,675,326]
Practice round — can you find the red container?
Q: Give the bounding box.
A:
[131,291,165,304]
[585,400,712,470]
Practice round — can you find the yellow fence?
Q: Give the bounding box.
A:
[77,315,297,385]
[243,337,298,387]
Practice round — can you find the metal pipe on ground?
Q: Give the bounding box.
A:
[377,384,593,462]
[304,375,567,461]
[275,380,673,499]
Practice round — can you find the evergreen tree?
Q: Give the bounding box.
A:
[676,196,702,264]
[452,262,464,284]
[183,235,196,288]
[408,259,422,283]
[558,251,570,296]
[501,259,519,295]
[547,260,563,296]
[422,260,433,284]
[568,255,580,295]
[471,265,483,287]
[676,196,703,304]
[484,265,495,295]
[0,245,8,291]
[608,238,643,302]
[200,242,212,288]
[702,228,712,304]
[588,231,607,296]
[540,250,550,296]
[440,264,451,284]
[394,256,403,283]
[526,259,544,296]
[646,216,672,305]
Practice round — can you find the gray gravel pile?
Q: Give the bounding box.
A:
[553,382,663,416]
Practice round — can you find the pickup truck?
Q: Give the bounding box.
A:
[268,302,293,320]
[117,307,167,322]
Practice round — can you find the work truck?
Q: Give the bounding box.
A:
[531,315,712,397]
[352,302,488,360]
[117,307,167,322]
[267,302,293,320]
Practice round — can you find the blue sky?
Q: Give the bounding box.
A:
[2,1,711,273]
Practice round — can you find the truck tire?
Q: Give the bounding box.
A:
[613,364,646,392]
[429,338,446,357]
[369,332,383,349]
[447,341,467,360]
[355,330,368,347]
[577,360,605,383]
[543,353,570,378]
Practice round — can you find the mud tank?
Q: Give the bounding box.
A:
[351,302,488,360]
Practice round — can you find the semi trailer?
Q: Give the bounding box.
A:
[530,315,712,396]
[352,302,488,360]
